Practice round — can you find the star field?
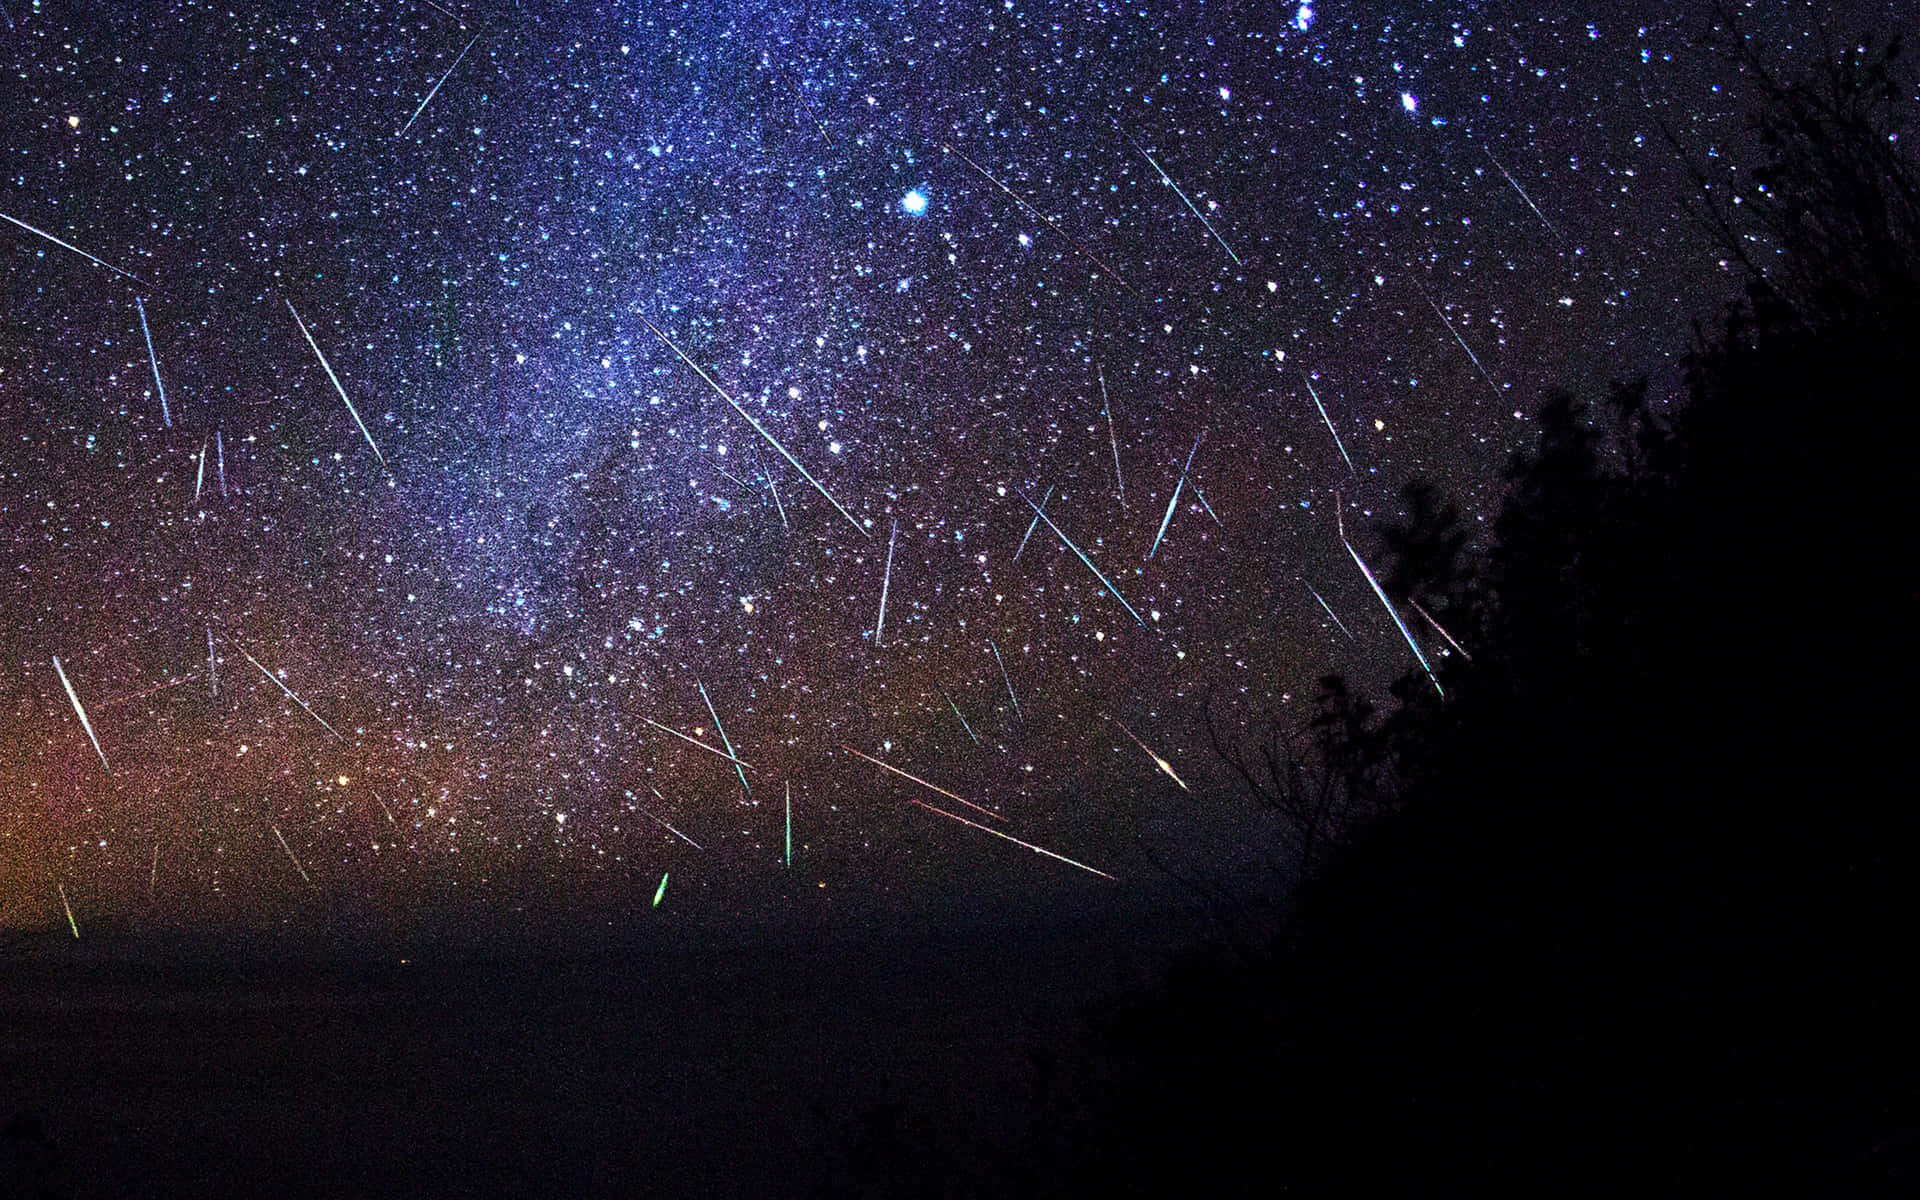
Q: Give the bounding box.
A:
[1,0,1897,933]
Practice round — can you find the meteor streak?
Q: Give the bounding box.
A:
[396,34,479,139]
[988,639,1021,720]
[1304,581,1355,641]
[639,313,867,536]
[51,655,110,773]
[192,439,206,505]
[627,788,703,848]
[875,518,897,645]
[1017,487,1147,627]
[1194,487,1225,530]
[1098,364,1126,511]
[1110,716,1190,792]
[215,430,227,497]
[840,744,1003,821]
[1301,376,1356,476]
[1410,597,1473,662]
[905,798,1116,881]
[237,645,344,740]
[940,141,1143,299]
[286,300,387,469]
[272,823,312,885]
[1148,434,1202,559]
[638,716,754,769]
[1413,278,1503,402]
[653,871,669,907]
[207,626,218,697]
[1337,498,1444,698]
[1013,484,1054,563]
[697,679,750,797]
[56,880,79,939]
[934,680,980,745]
[0,209,151,287]
[1483,145,1559,237]
[1125,133,1243,266]
[136,296,172,428]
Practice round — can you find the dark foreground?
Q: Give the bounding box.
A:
[2,905,1212,1199]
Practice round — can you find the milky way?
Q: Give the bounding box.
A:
[2,1,1894,932]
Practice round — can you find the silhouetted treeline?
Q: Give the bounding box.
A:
[1055,31,1919,1199]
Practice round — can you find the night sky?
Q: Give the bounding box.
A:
[2,0,1896,936]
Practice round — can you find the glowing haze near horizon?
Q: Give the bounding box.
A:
[0,1,1884,933]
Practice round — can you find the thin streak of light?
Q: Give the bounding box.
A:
[1110,715,1190,792]
[1148,434,1202,559]
[988,639,1021,720]
[627,789,702,848]
[904,798,1116,880]
[56,880,79,939]
[1304,581,1356,641]
[207,626,218,698]
[1014,484,1054,562]
[940,141,1144,299]
[1017,487,1147,627]
[272,824,311,885]
[1125,133,1243,265]
[1099,364,1125,511]
[136,296,172,428]
[1483,145,1559,237]
[1337,497,1444,699]
[697,679,751,797]
[192,440,206,505]
[638,314,868,536]
[0,209,151,287]
[215,430,227,497]
[237,645,344,740]
[396,34,479,139]
[1412,277,1504,402]
[653,871,669,906]
[840,744,1004,821]
[51,655,109,772]
[1194,487,1225,530]
[934,680,980,745]
[1410,597,1473,662]
[876,518,897,645]
[285,300,387,469]
[1302,376,1356,476]
[639,716,754,769]
[149,842,159,900]
[97,675,190,708]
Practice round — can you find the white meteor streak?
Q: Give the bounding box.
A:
[237,645,345,740]
[875,518,897,645]
[207,626,219,697]
[639,716,754,769]
[215,430,228,497]
[1110,715,1190,792]
[1126,134,1243,266]
[639,314,867,537]
[51,655,109,773]
[136,296,172,428]
[286,300,387,469]
[0,209,151,287]
[272,823,312,885]
[941,141,1144,299]
[1304,581,1355,641]
[697,679,750,797]
[396,34,479,139]
[1337,498,1444,699]
[934,680,980,745]
[1098,363,1126,511]
[1193,487,1225,530]
[1413,278,1503,402]
[988,639,1021,720]
[1410,597,1473,662]
[1483,145,1558,237]
[841,744,1003,821]
[906,797,1116,881]
[628,788,703,849]
[1018,487,1146,627]
[192,440,206,505]
[1301,376,1356,476]
[1013,484,1054,563]
[1148,434,1202,560]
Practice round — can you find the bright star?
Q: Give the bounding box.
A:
[901,189,928,215]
